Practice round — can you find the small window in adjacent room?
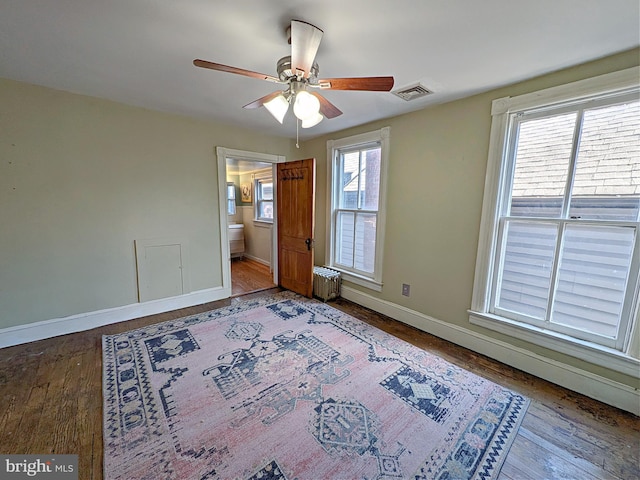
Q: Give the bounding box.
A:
[326,127,390,291]
[227,183,236,215]
[469,67,640,376]
[255,177,274,222]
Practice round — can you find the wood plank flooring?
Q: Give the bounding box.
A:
[231,257,276,296]
[0,289,638,480]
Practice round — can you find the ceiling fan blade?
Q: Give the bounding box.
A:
[316,76,395,91]
[290,20,323,78]
[310,92,342,119]
[242,91,284,109]
[193,59,281,83]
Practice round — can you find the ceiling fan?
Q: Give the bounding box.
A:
[193,19,394,129]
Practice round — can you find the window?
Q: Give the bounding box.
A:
[227,183,236,215]
[470,67,640,376]
[327,127,390,291]
[255,177,274,222]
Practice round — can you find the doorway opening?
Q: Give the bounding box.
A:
[216,147,283,297]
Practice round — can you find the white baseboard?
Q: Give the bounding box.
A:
[243,254,271,268]
[341,286,640,416]
[0,286,231,349]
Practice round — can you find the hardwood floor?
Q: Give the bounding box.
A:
[0,289,638,480]
[231,257,276,296]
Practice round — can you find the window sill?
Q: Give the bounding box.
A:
[326,267,383,292]
[253,220,273,228]
[468,310,640,378]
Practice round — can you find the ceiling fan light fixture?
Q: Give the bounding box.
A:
[293,90,320,121]
[301,112,323,128]
[263,93,290,124]
[194,20,393,131]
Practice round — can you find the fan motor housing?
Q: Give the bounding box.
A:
[277,56,318,82]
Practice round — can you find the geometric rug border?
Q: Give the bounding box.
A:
[470,393,529,480]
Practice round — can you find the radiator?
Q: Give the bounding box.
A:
[313,267,341,302]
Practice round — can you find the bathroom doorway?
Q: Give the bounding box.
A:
[217,147,282,297]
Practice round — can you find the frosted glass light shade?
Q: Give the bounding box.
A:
[264,94,289,124]
[293,91,320,120]
[301,112,323,128]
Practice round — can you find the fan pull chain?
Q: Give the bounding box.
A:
[296,118,300,149]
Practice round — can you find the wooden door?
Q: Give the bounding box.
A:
[277,159,315,297]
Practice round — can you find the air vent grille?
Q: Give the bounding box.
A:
[392,83,433,101]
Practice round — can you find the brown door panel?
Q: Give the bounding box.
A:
[277,159,315,298]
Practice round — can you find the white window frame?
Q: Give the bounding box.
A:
[227,182,236,215]
[326,127,390,292]
[254,171,274,224]
[469,67,640,378]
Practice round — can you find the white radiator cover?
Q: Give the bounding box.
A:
[313,267,341,301]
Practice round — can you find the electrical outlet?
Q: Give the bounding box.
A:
[402,283,410,297]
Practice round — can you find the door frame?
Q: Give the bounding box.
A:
[216,147,285,296]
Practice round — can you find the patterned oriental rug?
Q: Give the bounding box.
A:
[103,292,529,480]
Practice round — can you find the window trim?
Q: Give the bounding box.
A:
[226,182,236,215]
[326,127,390,292]
[469,66,640,377]
[253,171,274,224]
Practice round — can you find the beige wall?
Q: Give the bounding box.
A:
[240,206,273,265]
[0,78,293,329]
[1,49,638,393]
[300,48,640,389]
[238,171,273,265]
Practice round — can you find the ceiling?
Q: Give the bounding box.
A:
[227,158,272,176]
[1,1,638,141]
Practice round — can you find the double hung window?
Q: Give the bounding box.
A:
[470,68,640,374]
[227,183,236,215]
[327,128,389,291]
[254,177,274,222]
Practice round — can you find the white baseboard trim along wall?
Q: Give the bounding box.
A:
[2,283,637,415]
[341,285,640,416]
[0,286,230,349]
[243,254,271,267]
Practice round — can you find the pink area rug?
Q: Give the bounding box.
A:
[103,291,528,479]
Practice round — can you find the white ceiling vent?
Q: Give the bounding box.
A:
[392,83,433,101]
